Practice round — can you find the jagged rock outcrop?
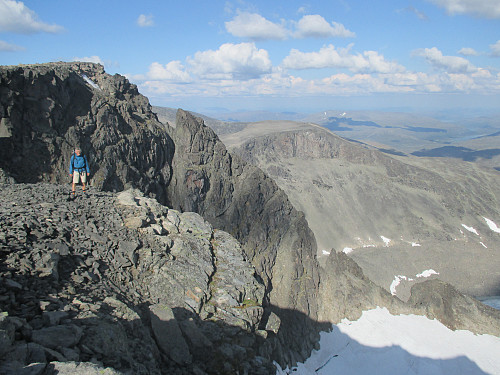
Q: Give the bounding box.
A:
[408,279,500,336]
[0,183,276,374]
[0,62,173,201]
[166,109,321,365]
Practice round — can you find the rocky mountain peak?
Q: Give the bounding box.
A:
[0,62,174,201]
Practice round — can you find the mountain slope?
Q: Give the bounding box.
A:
[221,120,500,299]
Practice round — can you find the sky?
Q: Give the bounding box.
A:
[276,306,500,375]
[1,0,500,115]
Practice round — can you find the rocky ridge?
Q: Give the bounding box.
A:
[0,62,322,369]
[0,62,174,201]
[0,182,278,374]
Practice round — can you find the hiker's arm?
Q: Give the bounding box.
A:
[69,155,74,175]
[85,156,90,175]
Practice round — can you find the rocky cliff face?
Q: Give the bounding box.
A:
[0,62,173,202]
[166,110,321,365]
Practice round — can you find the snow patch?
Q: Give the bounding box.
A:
[391,270,439,296]
[390,275,407,295]
[276,307,500,375]
[380,236,391,246]
[462,224,479,236]
[322,250,331,256]
[411,242,421,247]
[416,269,439,278]
[362,244,375,248]
[480,242,487,249]
[342,247,353,254]
[483,217,500,234]
[82,74,100,90]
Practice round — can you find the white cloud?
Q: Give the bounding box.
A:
[458,47,478,56]
[139,65,500,101]
[72,56,104,64]
[0,0,64,34]
[426,0,500,19]
[136,43,500,101]
[137,14,154,27]
[293,15,355,38]
[225,12,288,40]
[413,47,477,73]
[490,40,500,57]
[187,42,273,80]
[0,39,24,51]
[282,44,405,74]
[147,61,191,82]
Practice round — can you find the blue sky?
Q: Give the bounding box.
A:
[1,0,500,115]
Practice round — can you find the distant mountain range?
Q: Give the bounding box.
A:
[154,107,500,171]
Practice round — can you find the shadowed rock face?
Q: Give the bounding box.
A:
[166,109,321,365]
[0,62,174,202]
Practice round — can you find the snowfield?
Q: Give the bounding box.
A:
[416,269,439,278]
[276,307,500,375]
[342,247,353,254]
[380,235,391,246]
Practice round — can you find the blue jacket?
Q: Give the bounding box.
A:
[69,154,89,174]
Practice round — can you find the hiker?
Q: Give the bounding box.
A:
[69,147,90,196]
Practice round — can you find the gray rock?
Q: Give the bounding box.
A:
[0,63,174,200]
[265,312,281,334]
[2,362,48,375]
[48,361,123,374]
[178,319,212,349]
[408,279,500,335]
[42,311,69,326]
[0,168,16,184]
[5,279,22,290]
[31,324,83,349]
[149,304,192,365]
[0,313,15,357]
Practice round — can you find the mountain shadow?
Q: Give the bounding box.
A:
[412,146,500,162]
